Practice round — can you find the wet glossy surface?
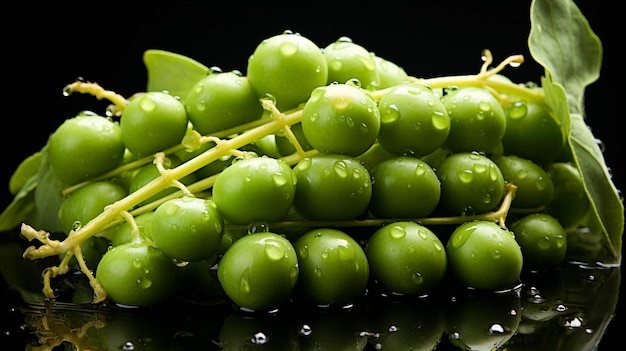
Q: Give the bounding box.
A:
[1,231,622,350]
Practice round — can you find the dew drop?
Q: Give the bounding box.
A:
[508,101,527,119]
[415,163,426,177]
[297,158,312,171]
[299,324,313,336]
[389,225,407,239]
[139,95,157,112]
[595,138,605,152]
[461,206,475,216]
[314,266,323,277]
[321,248,330,260]
[555,304,568,312]
[431,110,450,130]
[482,193,492,204]
[473,163,487,174]
[561,313,586,329]
[333,161,348,177]
[338,245,354,261]
[279,41,298,57]
[492,249,501,259]
[136,277,152,289]
[272,173,288,186]
[248,221,269,234]
[251,332,268,345]
[489,164,501,181]
[381,104,400,124]
[240,272,251,293]
[360,122,370,135]
[537,236,552,250]
[457,169,474,183]
[488,323,507,335]
[299,245,309,259]
[412,272,424,285]
[264,239,286,260]
[346,116,355,128]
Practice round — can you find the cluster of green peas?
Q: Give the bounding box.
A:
[18,31,588,313]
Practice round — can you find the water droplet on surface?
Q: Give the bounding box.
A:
[299,324,313,336]
[251,332,268,345]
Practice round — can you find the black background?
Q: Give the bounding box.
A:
[3,1,623,349]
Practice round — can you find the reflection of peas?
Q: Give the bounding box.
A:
[368,298,445,351]
[445,291,522,350]
[178,255,226,303]
[297,306,369,351]
[94,310,173,351]
[510,270,568,349]
[218,313,299,350]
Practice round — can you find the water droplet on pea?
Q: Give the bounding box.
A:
[279,41,298,57]
[461,206,475,216]
[508,101,527,119]
[488,323,507,335]
[165,204,179,216]
[195,100,206,112]
[333,161,348,177]
[381,104,400,124]
[264,239,286,260]
[240,273,251,293]
[314,266,323,277]
[492,250,501,259]
[248,221,269,234]
[431,111,450,130]
[299,245,309,259]
[136,277,152,289]
[457,169,474,183]
[272,173,288,186]
[139,95,157,112]
[337,245,354,261]
[482,193,492,204]
[321,248,330,260]
[538,236,552,250]
[412,272,424,285]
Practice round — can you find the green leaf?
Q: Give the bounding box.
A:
[9,151,42,195]
[529,0,602,114]
[143,49,209,100]
[0,150,44,232]
[0,146,65,233]
[0,175,36,232]
[530,0,623,264]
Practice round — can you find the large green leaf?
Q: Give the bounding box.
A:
[530,0,623,264]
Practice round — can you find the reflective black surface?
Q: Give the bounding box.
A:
[4,1,623,350]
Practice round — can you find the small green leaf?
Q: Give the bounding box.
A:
[143,49,209,101]
[529,0,602,114]
[0,175,36,232]
[9,151,42,195]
